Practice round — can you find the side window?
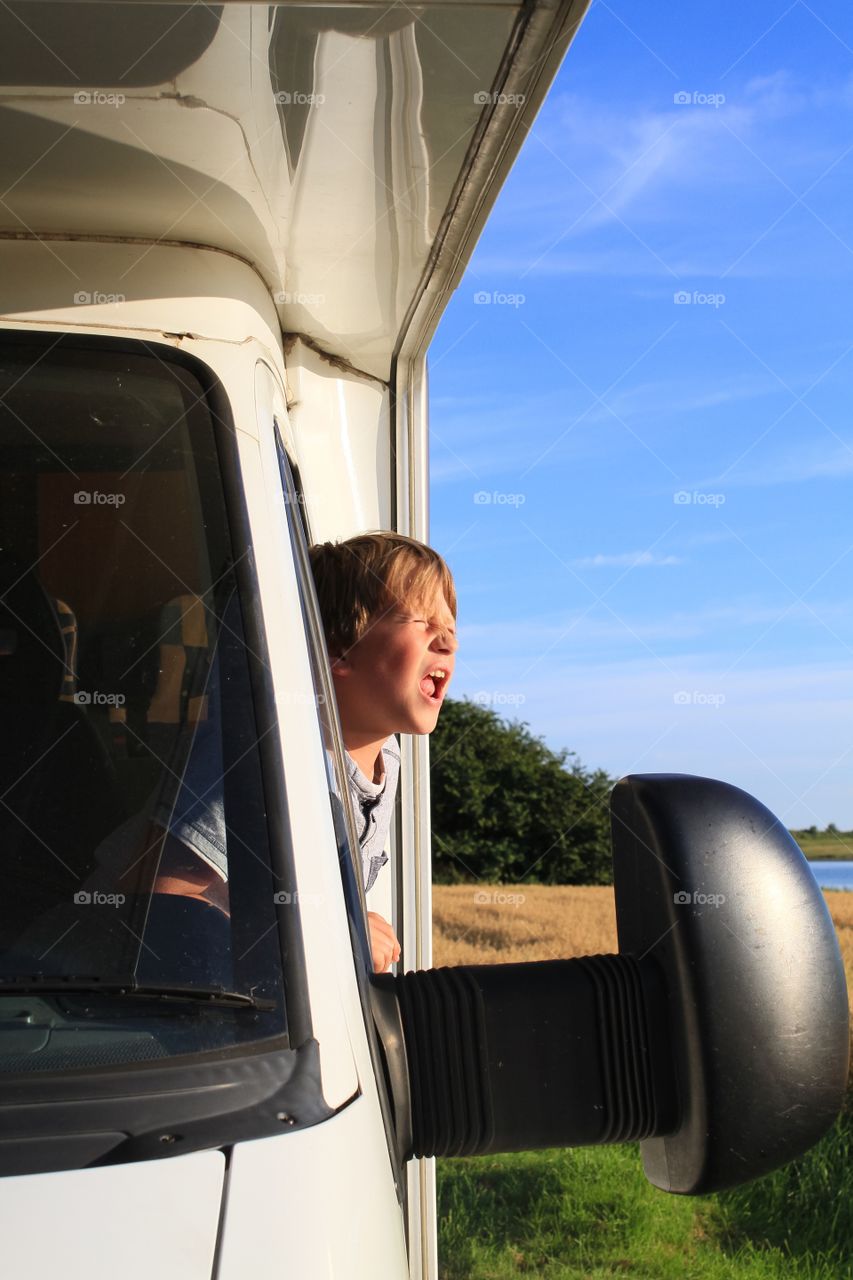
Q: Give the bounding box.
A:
[0,334,288,1069]
[272,421,373,970]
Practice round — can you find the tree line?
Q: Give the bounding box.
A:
[430,697,613,885]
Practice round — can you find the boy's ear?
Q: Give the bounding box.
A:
[328,650,352,677]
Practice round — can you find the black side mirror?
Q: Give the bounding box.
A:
[371,775,849,1193]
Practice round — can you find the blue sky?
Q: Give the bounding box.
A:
[429,0,853,829]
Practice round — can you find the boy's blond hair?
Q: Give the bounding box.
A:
[309,532,456,657]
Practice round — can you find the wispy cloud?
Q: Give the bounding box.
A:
[457,598,853,655]
[708,441,853,489]
[430,385,617,484]
[448,657,853,825]
[572,550,683,568]
[469,70,853,280]
[430,372,780,485]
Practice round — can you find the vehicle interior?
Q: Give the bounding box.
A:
[0,334,283,1033]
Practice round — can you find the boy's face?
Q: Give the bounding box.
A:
[330,588,457,740]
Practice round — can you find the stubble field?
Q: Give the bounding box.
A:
[433,884,853,1013]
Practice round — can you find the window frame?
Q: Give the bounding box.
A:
[273,420,409,1194]
[272,419,373,966]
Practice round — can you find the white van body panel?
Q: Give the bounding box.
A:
[0,1,532,379]
[285,339,392,539]
[218,1096,408,1279]
[0,0,592,383]
[0,240,283,359]
[0,1150,225,1279]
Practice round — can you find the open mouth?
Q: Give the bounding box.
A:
[419,667,449,702]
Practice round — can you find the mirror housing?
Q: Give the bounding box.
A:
[611,773,849,1192]
[371,775,849,1193]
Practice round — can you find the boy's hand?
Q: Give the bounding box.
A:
[367,912,401,973]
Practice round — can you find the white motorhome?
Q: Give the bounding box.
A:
[0,3,848,1277]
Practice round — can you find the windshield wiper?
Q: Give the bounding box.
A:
[0,977,274,1010]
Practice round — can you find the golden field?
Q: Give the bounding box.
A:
[432,884,853,1023]
[433,885,619,966]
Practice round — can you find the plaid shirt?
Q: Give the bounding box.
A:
[344,737,400,893]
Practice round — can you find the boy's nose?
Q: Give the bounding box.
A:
[435,628,458,653]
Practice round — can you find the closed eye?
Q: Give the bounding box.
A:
[398,613,456,639]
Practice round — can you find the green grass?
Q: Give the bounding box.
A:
[437,1093,853,1279]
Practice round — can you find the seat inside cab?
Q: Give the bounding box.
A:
[0,336,236,972]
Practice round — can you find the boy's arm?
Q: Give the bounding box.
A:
[327,766,400,972]
[349,739,402,972]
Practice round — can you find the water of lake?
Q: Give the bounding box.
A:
[808,860,853,891]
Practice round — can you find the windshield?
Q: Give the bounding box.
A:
[0,334,286,1068]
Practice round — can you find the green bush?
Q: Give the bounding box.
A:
[430,697,613,885]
